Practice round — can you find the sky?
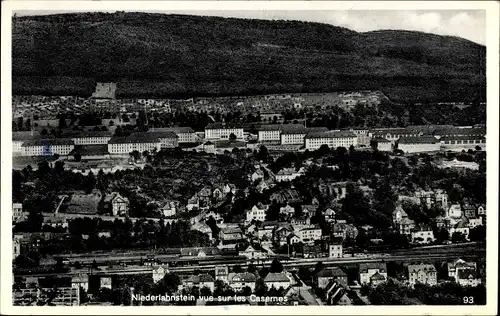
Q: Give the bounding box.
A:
[16,10,486,45]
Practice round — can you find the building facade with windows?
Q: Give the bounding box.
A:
[408,264,437,286]
[205,123,244,140]
[396,136,440,153]
[107,134,161,154]
[304,131,357,150]
[72,131,112,145]
[21,139,75,156]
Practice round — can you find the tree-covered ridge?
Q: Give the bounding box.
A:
[12,12,485,101]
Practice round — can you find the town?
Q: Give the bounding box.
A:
[11,83,487,306]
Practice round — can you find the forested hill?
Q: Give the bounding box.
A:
[12,12,486,101]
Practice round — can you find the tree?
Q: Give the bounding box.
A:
[254,278,268,297]
[41,128,48,136]
[229,133,237,141]
[314,261,325,274]
[232,265,243,273]
[469,226,486,242]
[434,227,449,244]
[247,263,256,273]
[200,286,212,297]
[270,259,283,273]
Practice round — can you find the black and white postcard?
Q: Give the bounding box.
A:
[1,1,498,315]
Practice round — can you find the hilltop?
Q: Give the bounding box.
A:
[12,12,486,102]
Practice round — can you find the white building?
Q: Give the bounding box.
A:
[275,168,303,182]
[13,203,23,222]
[21,139,75,156]
[246,204,268,222]
[160,201,179,217]
[439,135,486,152]
[447,204,462,218]
[72,131,112,145]
[205,123,244,140]
[396,136,440,153]
[304,131,357,150]
[107,134,161,155]
[297,226,322,244]
[359,263,388,285]
[149,127,196,143]
[263,273,291,290]
[329,243,343,258]
[411,226,435,244]
[468,217,483,228]
[408,264,437,286]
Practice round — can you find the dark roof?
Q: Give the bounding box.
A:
[150,127,194,133]
[264,272,290,282]
[317,268,347,278]
[359,263,387,273]
[440,135,486,141]
[259,124,307,133]
[305,130,356,139]
[457,269,480,280]
[138,131,178,139]
[370,272,386,281]
[187,273,215,283]
[373,137,391,143]
[397,136,438,144]
[228,272,257,283]
[109,133,159,144]
[70,145,109,156]
[408,264,436,273]
[72,131,112,138]
[206,123,244,129]
[21,138,74,146]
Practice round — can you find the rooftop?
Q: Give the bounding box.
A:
[305,130,356,139]
[109,133,159,144]
[408,264,437,273]
[264,272,290,282]
[359,262,387,273]
[21,138,75,146]
[316,268,347,278]
[397,136,438,144]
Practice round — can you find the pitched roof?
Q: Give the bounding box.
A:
[72,131,112,138]
[408,264,437,273]
[228,272,257,283]
[150,127,194,134]
[359,263,387,273]
[259,124,306,132]
[317,268,347,278]
[109,133,159,144]
[206,123,244,129]
[397,136,438,144]
[264,272,290,282]
[457,269,480,280]
[187,273,215,283]
[21,138,75,146]
[305,130,356,139]
[370,272,386,281]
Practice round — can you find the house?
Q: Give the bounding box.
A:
[456,269,482,287]
[300,204,318,217]
[467,217,483,228]
[246,204,268,223]
[369,272,387,287]
[434,216,452,229]
[104,192,130,216]
[152,266,167,284]
[279,204,295,217]
[411,225,435,244]
[290,216,311,227]
[329,243,343,258]
[71,274,89,291]
[251,169,265,182]
[198,186,213,203]
[449,222,470,241]
[219,226,244,245]
[324,208,336,223]
[227,272,257,291]
[477,204,486,216]
[239,245,268,260]
[359,263,388,285]
[107,134,161,155]
[13,203,23,222]
[264,273,291,290]
[396,136,440,153]
[256,180,270,193]
[372,137,392,151]
[160,201,179,218]
[187,196,200,211]
[297,226,322,244]
[274,225,295,246]
[304,131,358,150]
[205,210,223,223]
[21,138,75,156]
[332,221,359,240]
[462,204,477,218]
[393,206,415,236]
[302,244,324,258]
[447,204,462,218]
[215,266,229,282]
[315,268,348,288]
[447,258,477,280]
[44,216,69,229]
[185,274,215,292]
[275,168,301,182]
[408,264,437,286]
[205,123,244,140]
[324,280,349,305]
[180,247,221,257]
[286,233,301,246]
